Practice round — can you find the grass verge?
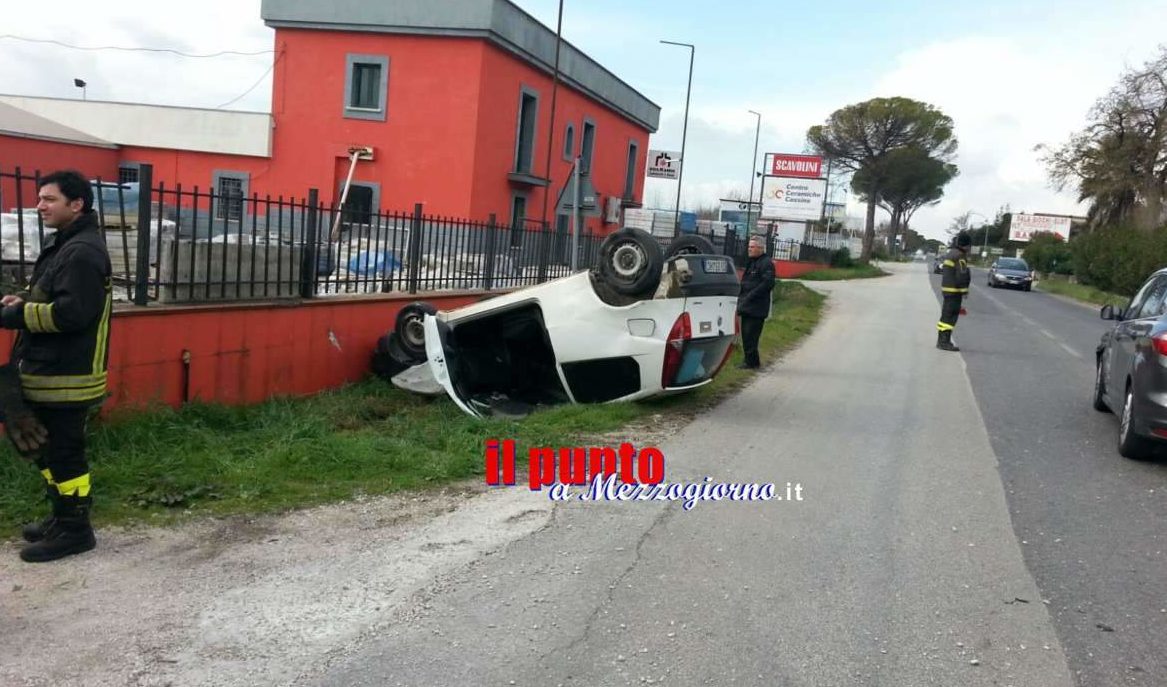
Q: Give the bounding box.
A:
[0,283,826,533]
[1035,275,1127,308]
[797,264,889,281]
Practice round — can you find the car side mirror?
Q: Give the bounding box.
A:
[1101,304,1122,321]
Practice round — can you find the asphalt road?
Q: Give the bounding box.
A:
[302,264,1077,687]
[941,265,1167,686]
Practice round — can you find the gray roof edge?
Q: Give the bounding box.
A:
[0,129,119,150]
[0,93,271,117]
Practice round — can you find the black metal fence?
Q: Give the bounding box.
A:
[0,164,835,306]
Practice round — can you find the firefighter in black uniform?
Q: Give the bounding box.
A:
[1,170,113,563]
[937,231,972,352]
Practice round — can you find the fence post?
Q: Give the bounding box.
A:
[300,188,319,298]
[536,220,551,283]
[483,213,497,291]
[132,164,154,305]
[408,202,423,294]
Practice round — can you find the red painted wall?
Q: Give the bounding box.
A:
[117,146,273,199]
[269,30,487,215]
[0,135,119,211]
[472,43,650,234]
[0,292,488,411]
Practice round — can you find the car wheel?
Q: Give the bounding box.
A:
[1118,385,1154,459]
[664,234,715,258]
[1024,284,1032,292]
[1092,358,1110,413]
[395,301,437,360]
[596,227,664,297]
[371,333,412,380]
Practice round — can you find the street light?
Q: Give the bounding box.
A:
[73,78,87,101]
[660,40,694,236]
[745,110,761,236]
[968,211,989,259]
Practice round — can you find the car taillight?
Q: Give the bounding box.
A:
[1152,333,1167,357]
[661,312,692,387]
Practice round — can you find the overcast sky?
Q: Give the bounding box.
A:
[2,0,1166,239]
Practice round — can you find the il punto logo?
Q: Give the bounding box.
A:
[484,439,803,510]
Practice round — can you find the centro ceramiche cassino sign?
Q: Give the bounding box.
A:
[761,154,827,222]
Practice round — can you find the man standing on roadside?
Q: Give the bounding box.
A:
[1,170,113,562]
[737,235,776,370]
[937,231,972,352]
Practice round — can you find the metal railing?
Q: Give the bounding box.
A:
[0,164,834,306]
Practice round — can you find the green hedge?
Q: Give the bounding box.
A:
[1022,233,1073,275]
[1070,225,1167,296]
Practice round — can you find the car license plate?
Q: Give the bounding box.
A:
[703,258,729,274]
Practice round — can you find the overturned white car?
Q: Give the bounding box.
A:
[372,228,742,418]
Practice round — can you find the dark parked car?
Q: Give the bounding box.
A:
[987,257,1034,290]
[932,256,943,274]
[1094,268,1167,458]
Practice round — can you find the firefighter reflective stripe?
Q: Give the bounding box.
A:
[943,260,956,267]
[20,372,107,403]
[41,468,55,486]
[92,282,112,374]
[941,287,969,294]
[56,473,91,497]
[23,302,59,333]
[937,322,955,331]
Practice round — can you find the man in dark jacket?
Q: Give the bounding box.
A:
[736,235,777,369]
[937,231,972,352]
[1,170,113,562]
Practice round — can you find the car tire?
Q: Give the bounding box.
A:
[596,227,664,297]
[1024,284,1032,292]
[1092,358,1110,413]
[395,302,437,360]
[1118,385,1154,459]
[664,234,716,258]
[371,332,413,380]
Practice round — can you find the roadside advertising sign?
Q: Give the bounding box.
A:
[1009,213,1072,242]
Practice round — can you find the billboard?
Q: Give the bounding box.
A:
[646,150,681,179]
[766,153,823,179]
[1009,213,1072,242]
[761,176,826,221]
[718,199,761,224]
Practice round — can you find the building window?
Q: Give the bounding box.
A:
[510,194,528,247]
[624,141,638,199]
[344,54,390,121]
[118,163,140,184]
[514,88,539,174]
[340,183,380,226]
[212,170,250,222]
[563,123,575,161]
[581,119,596,175]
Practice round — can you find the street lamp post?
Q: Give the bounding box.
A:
[745,110,761,237]
[660,40,694,237]
[968,211,989,259]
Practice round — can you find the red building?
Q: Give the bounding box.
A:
[0,0,660,236]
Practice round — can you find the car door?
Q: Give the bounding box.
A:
[1109,276,1167,396]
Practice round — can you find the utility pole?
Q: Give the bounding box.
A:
[745,110,761,237]
[538,0,565,232]
[660,40,694,236]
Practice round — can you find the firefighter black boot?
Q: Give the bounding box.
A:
[937,330,960,352]
[21,485,61,543]
[20,494,96,563]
